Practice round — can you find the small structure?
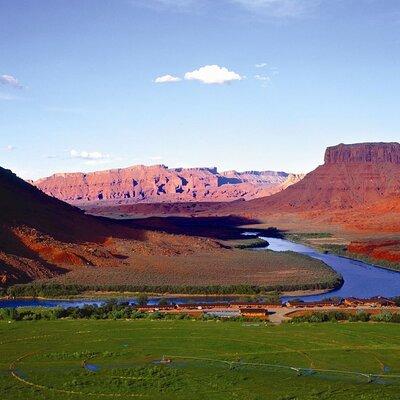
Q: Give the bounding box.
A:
[176,302,230,310]
[232,302,272,310]
[240,308,269,319]
[343,296,396,307]
[285,300,305,308]
[160,355,172,364]
[285,299,342,308]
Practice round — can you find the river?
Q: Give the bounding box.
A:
[0,296,239,309]
[260,236,400,302]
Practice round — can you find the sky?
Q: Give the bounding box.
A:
[1,0,400,180]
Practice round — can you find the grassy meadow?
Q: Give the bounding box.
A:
[1,319,400,399]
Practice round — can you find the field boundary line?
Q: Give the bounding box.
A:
[166,354,400,380]
[9,352,146,398]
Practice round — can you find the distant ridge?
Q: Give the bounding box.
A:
[33,164,303,205]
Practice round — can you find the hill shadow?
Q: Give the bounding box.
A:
[0,227,69,284]
[114,215,284,241]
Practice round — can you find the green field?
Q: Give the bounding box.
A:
[1,320,400,400]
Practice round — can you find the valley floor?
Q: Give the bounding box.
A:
[1,320,400,400]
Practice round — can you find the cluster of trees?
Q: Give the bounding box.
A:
[291,310,400,324]
[2,281,342,298]
[2,284,84,298]
[0,301,261,322]
[233,238,269,249]
[0,301,176,321]
[285,232,333,242]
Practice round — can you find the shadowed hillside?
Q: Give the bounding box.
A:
[0,166,114,243]
[0,167,208,284]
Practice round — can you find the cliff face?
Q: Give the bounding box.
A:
[233,142,400,214]
[33,165,303,205]
[324,142,400,164]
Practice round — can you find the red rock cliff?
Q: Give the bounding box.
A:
[324,142,400,164]
[229,142,400,213]
[33,165,302,205]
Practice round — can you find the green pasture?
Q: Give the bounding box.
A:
[1,320,400,399]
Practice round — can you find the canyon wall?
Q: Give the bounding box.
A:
[33,165,303,205]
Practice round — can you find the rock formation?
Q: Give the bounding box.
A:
[33,165,303,205]
[235,142,400,213]
[324,142,400,164]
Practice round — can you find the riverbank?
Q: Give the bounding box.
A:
[263,236,400,301]
[283,231,400,272]
[279,288,332,297]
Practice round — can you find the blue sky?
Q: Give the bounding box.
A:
[1,0,400,179]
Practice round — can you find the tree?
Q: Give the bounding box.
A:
[158,298,169,307]
[137,293,149,307]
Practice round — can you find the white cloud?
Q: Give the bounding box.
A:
[70,149,110,160]
[255,62,267,68]
[0,93,20,101]
[153,66,243,86]
[149,155,164,161]
[154,74,181,83]
[231,0,320,18]
[0,74,23,89]
[131,0,200,13]
[4,145,15,151]
[270,67,279,75]
[254,74,271,87]
[184,65,242,84]
[254,74,270,81]
[150,0,194,4]
[133,0,321,18]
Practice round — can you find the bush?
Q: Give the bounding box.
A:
[137,293,148,306]
[372,312,400,323]
[158,298,169,306]
[349,311,370,322]
[291,310,376,324]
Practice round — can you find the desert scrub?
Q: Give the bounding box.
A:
[285,232,333,243]
[290,310,400,324]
